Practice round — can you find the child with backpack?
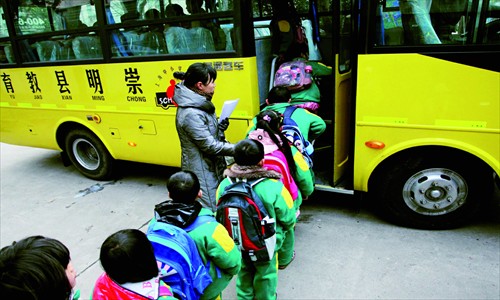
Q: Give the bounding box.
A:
[92,229,177,300]
[251,86,325,144]
[216,139,296,300]
[248,109,315,269]
[150,170,241,300]
[275,43,332,114]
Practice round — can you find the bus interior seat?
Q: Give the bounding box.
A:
[189,27,215,52]
[126,29,167,56]
[59,40,76,60]
[165,26,191,53]
[72,36,102,59]
[4,45,15,63]
[111,29,132,56]
[33,41,62,61]
[222,27,234,50]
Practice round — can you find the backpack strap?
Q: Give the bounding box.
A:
[283,106,297,120]
[225,177,271,219]
[183,214,222,279]
[184,215,216,232]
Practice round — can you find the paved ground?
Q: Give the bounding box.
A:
[1,143,499,299]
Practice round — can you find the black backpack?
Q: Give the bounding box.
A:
[216,178,277,262]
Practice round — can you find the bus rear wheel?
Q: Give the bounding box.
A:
[64,129,114,180]
[372,152,489,229]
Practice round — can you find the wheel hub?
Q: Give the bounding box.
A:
[403,168,468,216]
[72,138,100,171]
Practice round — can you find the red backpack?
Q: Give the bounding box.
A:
[216,178,276,262]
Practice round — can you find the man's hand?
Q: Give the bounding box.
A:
[218,118,230,131]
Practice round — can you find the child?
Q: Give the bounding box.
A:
[216,139,296,300]
[248,109,315,269]
[155,170,242,300]
[92,229,176,299]
[282,42,333,114]
[0,235,78,300]
[248,86,326,146]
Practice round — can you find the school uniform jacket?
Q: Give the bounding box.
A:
[187,208,242,300]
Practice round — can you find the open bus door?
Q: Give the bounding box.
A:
[313,0,354,192]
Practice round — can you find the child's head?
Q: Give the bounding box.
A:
[234,139,264,166]
[256,109,282,132]
[167,170,201,204]
[266,86,291,105]
[253,109,297,175]
[100,229,158,284]
[25,235,76,289]
[0,236,73,300]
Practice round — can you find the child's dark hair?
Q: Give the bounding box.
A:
[26,235,71,269]
[183,62,217,88]
[234,139,264,166]
[167,170,200,204]
[0,236,72,300]
[100,229,159,284]
[256,110,297,175]
[267,86,291,104]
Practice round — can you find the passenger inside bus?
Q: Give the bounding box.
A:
[392,0,469,45]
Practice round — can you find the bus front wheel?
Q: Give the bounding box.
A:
[373,153,489,229]
[64,129,114,180]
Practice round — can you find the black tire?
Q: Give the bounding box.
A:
[372,152,490,229]
[64,129,115,180]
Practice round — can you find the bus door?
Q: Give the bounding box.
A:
[331,0,353,188]
[313,0,353,190]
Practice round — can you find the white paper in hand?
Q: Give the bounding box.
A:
[219,99,239,121]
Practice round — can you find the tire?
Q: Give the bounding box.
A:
[65,129,115,180]
[372,152,489,229]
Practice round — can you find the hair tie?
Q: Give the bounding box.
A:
[263,115,271,122]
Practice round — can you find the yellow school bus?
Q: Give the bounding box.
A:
[1,0,498,229]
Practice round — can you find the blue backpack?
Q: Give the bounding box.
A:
[146,215,215,300]
[282,106,314,167]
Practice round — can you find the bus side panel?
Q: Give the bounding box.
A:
[0,58,260,168]
[353,54,500,191]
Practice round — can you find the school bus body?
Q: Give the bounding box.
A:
[1,58,260,167]
[354,53,500,192]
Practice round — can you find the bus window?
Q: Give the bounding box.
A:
[484,0,500,43]
[15,1,52,35]
[0,43,13,64]
[55,1,97,30]
[72,34,102,59]
[377,0,404,45]
[105,0,234,56]
[376,0,499,46]
[111,27,167,56]
[339,0,352,73]
[32,39,75,61]
[0,5,7,37]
